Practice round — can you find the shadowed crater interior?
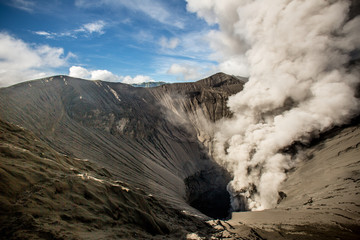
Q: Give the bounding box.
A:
[184,167,232,219]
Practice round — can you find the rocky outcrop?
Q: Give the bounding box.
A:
[150,72,245,151]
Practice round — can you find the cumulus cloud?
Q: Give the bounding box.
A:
[187,0,360,211]
[69,66,91,79]
[69,66,154,84]
[167,63,202,81]
[122,75,154,84]
[159,37,180,49]
[0,32,73,87]
[91,69,120,81]
[69,66,120,81]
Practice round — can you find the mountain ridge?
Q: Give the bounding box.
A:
[0,73,243,218]
[0,72,359,239]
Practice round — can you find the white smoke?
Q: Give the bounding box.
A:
[187,0,360,210]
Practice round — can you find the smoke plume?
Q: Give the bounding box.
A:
[187,0,360,210]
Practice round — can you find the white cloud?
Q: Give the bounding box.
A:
[34,31,52,37]
[69,66,121,82]
[69,66,154,84]
[0,32,73,87]
[69,66,90,79]
[159,37,180,49]
[91,69,120,81]
[34,20,106,39]
[36,45,71,67]
[167,63,203,81]
[33,31,58,39]
[77,20,106,35]
[122,75,154,84]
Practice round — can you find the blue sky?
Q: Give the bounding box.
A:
[0,0,223,86]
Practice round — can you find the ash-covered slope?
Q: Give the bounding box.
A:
[0,118,214,239]
[0,73,243,221]
[1,72,359,239]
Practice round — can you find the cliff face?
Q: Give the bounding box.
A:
[151,73,244,122]
[150,72,245,151]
